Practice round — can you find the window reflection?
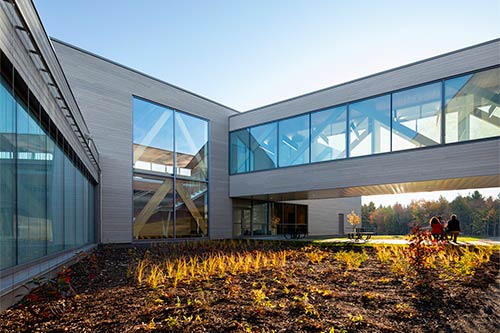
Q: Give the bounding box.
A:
[230,129,250,174]
[250,122,277,171]
[175,179,208,238]
[175,112,208,180]
[278,114,310,167]
[392,83,441,151]
[311,106,347,162]
[133,98,174,174]
[132,97,209,239]
[349,95,391,157]
[133,175,174,239]
[445,67,500,143]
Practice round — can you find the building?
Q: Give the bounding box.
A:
[1,0,499,310]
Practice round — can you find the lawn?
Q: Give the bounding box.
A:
[0,238,498,332]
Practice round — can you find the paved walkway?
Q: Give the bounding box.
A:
[247,235,500,246]
[313,238,500,246]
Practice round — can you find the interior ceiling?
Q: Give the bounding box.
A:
[242,175,500,201]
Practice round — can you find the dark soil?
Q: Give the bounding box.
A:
[0,241,499,333]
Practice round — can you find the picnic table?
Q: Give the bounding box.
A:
[347,228,375,241]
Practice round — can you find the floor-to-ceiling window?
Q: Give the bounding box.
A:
[0,51,96,271]
[445,67,500,143]
[311,105,347,162]
[132,97,209,240]
[349,94,391,157]
[392,83,441,151]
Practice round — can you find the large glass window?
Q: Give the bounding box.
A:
[0,78,16,269]
[132,97,209,240]
[0,52,95,271]
[311,105,347,162]
[47,138,64,254]
[17,99,48,263]
[349,95,391,157]
[392,83,442,151]
[175,179,208,238]
[64,156,76,249]
[133,98,174,174]
[133,175,174,239]
[250,122,277,171]
[175,112,208,180]
[445,67,500,143]
[229,129,250,174]
[278,114,310,167]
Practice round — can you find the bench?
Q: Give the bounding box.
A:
[347,228,375,241]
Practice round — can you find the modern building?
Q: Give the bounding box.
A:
[1,0,499,310]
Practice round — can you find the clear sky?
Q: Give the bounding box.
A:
[34,0,500,204]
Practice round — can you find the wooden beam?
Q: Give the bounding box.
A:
[134,179,172,236]
[176,184,207,235]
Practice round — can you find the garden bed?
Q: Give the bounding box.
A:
[0,240,498,332]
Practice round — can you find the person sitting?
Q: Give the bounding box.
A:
[430,216,444,241]
[447,214,461,242]
[437,215,448,241]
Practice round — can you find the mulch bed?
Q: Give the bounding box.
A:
[0,241,498,333]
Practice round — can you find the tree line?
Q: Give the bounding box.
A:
[361,191,499,238]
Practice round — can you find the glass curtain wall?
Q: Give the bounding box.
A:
[311,105,347,162]
[230,67,499,175]
[0,54,95,271]
[132,97,209,240]
[249,122,277,171]
[229,129,250,174]
[445,67,500,143]
[392,83,441,151]
[278,114,310,167]
[349,95,391,157]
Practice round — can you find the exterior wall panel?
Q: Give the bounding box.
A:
[230,139,500,198]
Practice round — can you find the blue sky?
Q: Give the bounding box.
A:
[34,0,500,205]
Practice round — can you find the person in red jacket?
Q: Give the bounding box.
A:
[430,216,444,241]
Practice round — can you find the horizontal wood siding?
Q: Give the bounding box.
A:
[230,139,500,198]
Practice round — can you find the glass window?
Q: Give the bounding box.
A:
[249,122,277,171]
[75,170,84,247]
[392,82,442,151]
[133,175,174,239]
[278,114,310,167]
[47,139,64,254]
[88,182,95,243]
[311,105,347,162]
[252,202,269,235]
[64,155,76,249]
[349,95,391,157]
[175,112,208,180]
[17,99,48,263]
[0,78,16,269]
[232,199,251,236]
[175,179,208,238]
[133,97,174,174]
[229,129,250,174]
[445,67,500,143]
